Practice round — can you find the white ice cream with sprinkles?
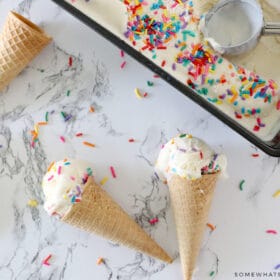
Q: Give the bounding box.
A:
[42,159,93,218]
[155,134,227,181]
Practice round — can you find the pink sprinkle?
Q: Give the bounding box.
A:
[143,92,148,97]
[58,166,62,175]
[266,229,277,234]
[60,136,65,143]
[110,166,117,178]
[70,176,75,181]
[120,50,124,57]
[31,142,35,148]
[42,254,52,266]
[153,74,160,78]
[149,218,159,225]
[47,175,54,181]
[128,138,135,142]
[120,61,126,69]
[76,133,83,137]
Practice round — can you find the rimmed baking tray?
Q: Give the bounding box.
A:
[51,0,280,157]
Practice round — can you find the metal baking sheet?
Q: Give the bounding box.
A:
[51,0,280,157]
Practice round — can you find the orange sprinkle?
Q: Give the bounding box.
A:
[89,106,95,113]
[83,141,95,148]
[206,223,216,231]
[37,122,48,126]
[96,257,104,265]
[47,162,55,172]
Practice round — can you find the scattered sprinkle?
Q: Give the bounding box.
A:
[42,254,52,266]
[58,166,62,175]
[48,175,54,181]
[120,61,126,69]
[147,81,154,86]
[47,162,55,172]
[209,271,215,277]
[128,138,135,142]
[83,141,95,148]
[266,229,277,235]
[27,199,38,207]
[45,112,49,122]
[206,223,216,231]
[273,190,280,198]
[66,90,71,96]
[134,88,142,99]
[274,264,280,270]
[239,179,245,191]
[38,122,47,126]
[120,50,124,57]
[97,257,104,265]
[251,153,259,157]
[100,177,108,186]
[60,136,66,143]
[143,92,148,97]
[110,166,117,178]
[76,133,83,137]
[149,218,159,225]
[68,56,73,67]
[89,106,95,113]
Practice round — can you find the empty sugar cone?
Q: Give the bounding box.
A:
[62,177,172,263]
[168,173,219,280]
[0,11,52,92]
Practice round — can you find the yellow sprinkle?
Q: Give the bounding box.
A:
[27,199,38,207]
[34,124,39,135]
[100,177,109,186]
[134,88,142,99]
[273,190,280,198]
[186,134,193,138]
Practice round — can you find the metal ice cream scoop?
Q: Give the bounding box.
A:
[201,0,280,55]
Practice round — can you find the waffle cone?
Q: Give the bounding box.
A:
[168,173,219,280]
[62,177,172,263]
[0,11,52,92]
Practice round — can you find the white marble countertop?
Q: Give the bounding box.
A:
[1,1,280,279]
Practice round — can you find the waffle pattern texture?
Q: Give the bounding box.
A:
[169,173,219,280]
[0,11,51,91]
[62,177,172,263]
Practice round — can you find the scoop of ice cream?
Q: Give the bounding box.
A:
[155,134,227,181]
[42,159,93,218]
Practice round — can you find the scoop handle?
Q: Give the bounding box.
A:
[263,22,280,35]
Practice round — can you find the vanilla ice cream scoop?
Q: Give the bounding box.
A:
[155,134,227,181]
[42,159,93,218]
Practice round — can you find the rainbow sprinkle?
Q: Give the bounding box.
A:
[100,177,109,186]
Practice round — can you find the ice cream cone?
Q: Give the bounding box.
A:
[168,173,219,280]
[0,11,52,92]
[62,177,172,263]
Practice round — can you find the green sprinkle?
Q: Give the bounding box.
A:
[218,58,223,64]
[152,54,157,59]
[179,134,186,138]
[45,112,49,122]
[207,79,215,86]
[147,81,154,87]
[61,111,66,119]
[239,179,245,191]
[40,69,45,73]
[87,167,93,176]
[180,45,187,51]
[66,90,71,96]
[209,271,215,277]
